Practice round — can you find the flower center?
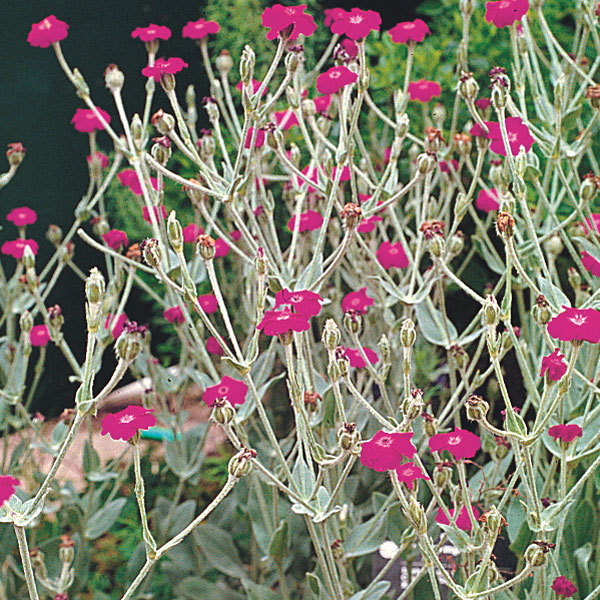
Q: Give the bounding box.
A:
[217,386,229,395]
[42,19,52,29]
[389,248,398,255]
[508,132,517,142]
[401,467,414,476]
[329,71,341,79]
[290,294,301,303]
[569,314,587,326]
[285,7,295,14]
[447,435,462,446]
[349,15,364,24]
[120,414,135,424]
[376,435,393,447]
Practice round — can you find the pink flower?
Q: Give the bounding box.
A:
[236,79,267,96]
[1,239,39,260]
[163,306,185,324]
[214,238,230,257]
[408,80,442,102]
[182,18,220,40]
[581,214,600,235]
[342,347,379,368]
[104,313,128,340]
[244,127,266,149]
[230,230,242,242]
[6,207,37,226]
[316,66,358,95]
[87,152,109,169]
[357,215,383,233]
[71,108,111,133]
[206,336,225,356]
[551,576,577,598]
[324,8,347,29]
[287,210,323,233]
[475,97,492,110]
[257,309,311,336]
[131,24,171,42]
[102,229,128,250]
[296,165,320,192]
[330,8,381,40]
[274,110,299,130]
[388,19,431,44]
[440,159,459,174]
[581,251,600,276]
[142,205,167,223]
[338,38,358,59]
[203,375,247,407]
[27,15,69,47]
[182,223,204,243]
[275,289,323,316]
[396,462,430,490]
[142,57,188,82]
[197,294,218,314]
[30,325,51,347]
[547,306,600,343]
[313,94,332,113]
[548,424,583,443]
[118,169,160,196]
[540,348,567,381]
[342,287,374,315]
[377,241,409,270]
[261,4,317,41]
[360,430,417,472]
[476,188,500,212]
[0,475,20,507]
[435,505,480,532]
[485,0,530,28]
[429,427,481,460]
[485,117,535,156]
[101,406,156,442]
[332,165,351,181]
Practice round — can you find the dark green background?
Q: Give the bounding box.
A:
[1,0,420,414]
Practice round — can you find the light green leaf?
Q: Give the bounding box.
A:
[84,498,127,540]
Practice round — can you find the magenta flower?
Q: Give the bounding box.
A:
[476,188,500,212]
[1,239,39,260]
[0,475,20,507]
[581,251,600,277]
[296,166,320,192]
[475,97,492,110]
[342,346,379,368]
[30,325,51,347]
[485,0,529,28]
[164,306,185,324]
[275,289,323,316]
[540,348,567,381]
[261,4,317,41]
[551,576,578,598]
[244,127,266,149]
[214,238,231,258]
[360,430,417,472]
[27,15,69,47]
[357,214,383,233]
[316,65,358,95]
[104,313,128,340]
[332,165,351,182]
[118,169,160,196]
[71,108,111,133]
[182,223,203,243]
[6,207,37,227]
[274,110,299,130]
[547,306,600,343]
[429,427,481,460]
[313,94,333,113]
[131,24,172,42]
[396,462,430,490]
[87,152,109,169]
[101,406,156,442]
[142,57,188,82]
[330,8,381,40]
[102,229,128,251]
[581,214,600,235]
[206,336,225,356]
[377,241,409,270]
[142,205,167,224]
[342,287,374,315]
[203,375,248,407]
[388,19,431,44]
[435,505,480,532]
[338,38,359,59]
[257,308,311,336]
[182,18,220,40]
[548,424,583,443]
[324,8,347,29]
[287,210,323,233]
[485,117,535,156]
[197,294,218,314]
[236,79,267,96]
[408,80,442,102]
[440,159,459,174]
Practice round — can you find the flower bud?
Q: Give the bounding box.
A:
[402,389,424,421]
[215,50,233,75]
[448,231,465,257]
[301,98,317,120]
[454,192,471,220]
[580,174,600,202]
[6,142,26,166]
[285,45,304,73]
[494,436,511,460]
[240,45,255,85]
[196,234,216,261]
[203,97,220,123]
[335,346,350,377]
[423,414,438,438]
[496,211,515,238]
[524,542,549,567]
[59,534,75,565]
[395,113,410,140]
[458,71,479,102]
[48,304,64,333]
[167,211,183,254]
[151,109,175,135]
[466,394,490,421]
[406,496,428,534]
[85,267,105,305]
[433,464,452,489]
[340,202,362,230]
[22,244,36,270]
[331,539,344,560]
[140,238,161,269]
[482,295,500,327]
[115,321,146,362]
[343,310,362,335]
[46,224,63,246]
[20,310,34,334]
[322,319,341,351]
[568,266,581,293]
[210,78,224,102]
[489,159,506,188]
[29,548,48,580]
[151,135,172,165]
[378,334,391,364]
[585,85,600,110]
[266,123,284,150]
[337,422,361,453]
[228,446,257,479]
[212,398,235,424]
[73,68,90,98]
[417,151,437,174]
[104,63,124,93]
[400,319,416,348]
[532,294,551,325]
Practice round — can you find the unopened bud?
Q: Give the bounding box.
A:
[115,321,146,361]
[215,50,233,75]
[417,151,437,174]
[482,295,500,327]
[402,389,424,421]
[151,109,175,135]
[322,319,341,351]
[240,45,255,85]
[466,394,490,421]
[196,234,216,261]
[400,319,416,348]
[151,135,172,164]
[22,245,36,270]
[104,63,124,93]
[524,543,549,567]
[85,267,105,305]
[544,233,563,258]
[532,295,551,325]
[228,446,257,479]
[343,310,362,335]
[406,496,427,534]
[337,422,361,453]
[458,71,479,102]
[167,211,183,254]
[212,398,235,424]
[73,68,90,98]
[6,142,26,166]
[20,310,34,334]
[46,224,63,246]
